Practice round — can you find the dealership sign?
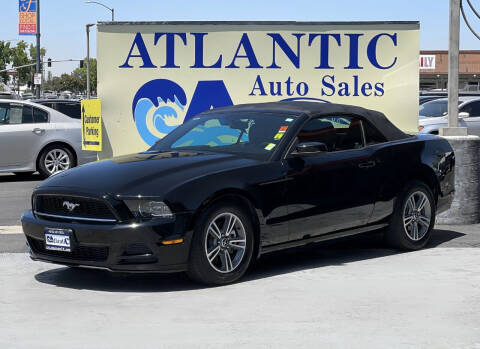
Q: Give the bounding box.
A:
[18,0,37,36]
[97,22,419,158]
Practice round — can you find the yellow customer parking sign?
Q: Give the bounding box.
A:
[81,99,102,151]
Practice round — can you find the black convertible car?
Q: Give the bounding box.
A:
[22,101,455,285]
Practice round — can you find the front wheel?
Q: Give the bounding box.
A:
[38,145,75,178]
[187,203,254,285]
[385,181,436,250]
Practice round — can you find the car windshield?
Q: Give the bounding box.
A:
[419,100,462,117]
[150,112,297,160]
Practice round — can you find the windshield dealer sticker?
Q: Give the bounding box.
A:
[265,143,276,151]
[274,132,284,140]
[278,126,288,133]
[285,118,294,122]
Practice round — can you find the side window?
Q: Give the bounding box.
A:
[33,107,49,123]
[0,104,10,124]
[22,105,33,123]
[363,121,387,145]
[297,115,364,152]
[8,104,24,124]
[42,102,55,109]
[57,103,81,119]
[461,101,480,117]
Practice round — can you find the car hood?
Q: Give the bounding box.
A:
[38,150,263,197]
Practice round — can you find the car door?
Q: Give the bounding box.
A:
[460,101,480,136]
[284,115,378,241]
[0,102,36,168]
[0,103,51,168]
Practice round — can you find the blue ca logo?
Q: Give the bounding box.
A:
[132,79,187,146]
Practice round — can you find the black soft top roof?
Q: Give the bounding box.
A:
[206,101,408,141]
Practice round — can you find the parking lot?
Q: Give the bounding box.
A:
[1,173,480,348]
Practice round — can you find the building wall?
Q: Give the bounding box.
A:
[420,50,480,91]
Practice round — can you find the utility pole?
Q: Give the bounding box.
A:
[86,24,95,99]
[35,0,41,99]
[441,0,467,136]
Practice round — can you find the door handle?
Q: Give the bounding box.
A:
[32,128,45,135]
[358,160,376,169]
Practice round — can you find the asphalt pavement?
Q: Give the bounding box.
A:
[0,173,42,226]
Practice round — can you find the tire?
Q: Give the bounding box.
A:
[385,180,436,250]
[187,202,255,285]
[38,145,75,178]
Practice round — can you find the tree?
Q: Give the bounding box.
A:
[0,41,13,84]
[73,58,97,93]
[1,41,46,87]
[43,73,84,93]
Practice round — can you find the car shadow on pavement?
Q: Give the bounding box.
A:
[34,228,466,292]
[0,173,43,182]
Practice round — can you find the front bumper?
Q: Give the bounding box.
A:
[21,210,194,272]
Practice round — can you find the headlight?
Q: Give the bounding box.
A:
[124,200,174,219]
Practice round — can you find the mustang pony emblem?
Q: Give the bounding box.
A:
[62,201,80,212]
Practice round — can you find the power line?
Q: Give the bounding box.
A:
[466,0,480,20]
[461,0,480,40]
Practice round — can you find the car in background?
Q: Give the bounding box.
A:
[419,95,443,105]
[0,99,96,177]
[32,99,81,119]
[22,93,34,100]
[42,90,57,99]
[0,92,20,100]
[419,97,480,135]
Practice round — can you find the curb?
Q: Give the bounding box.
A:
[0,226,22,235]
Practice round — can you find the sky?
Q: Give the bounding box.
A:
[0,0,479,76]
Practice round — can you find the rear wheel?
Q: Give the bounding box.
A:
[187,202,254,285]
[385,181,435,250]
[38,145,75,178]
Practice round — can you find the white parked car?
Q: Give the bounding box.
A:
[418,97,480,135]
[0,99,97,177]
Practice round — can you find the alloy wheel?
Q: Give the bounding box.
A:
[403,191,432,241]
[44,149,71,175]
[204,212,247,273]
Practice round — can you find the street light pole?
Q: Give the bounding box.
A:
[86,24,95,99]
[441,0,467,136]
[85,1,114,21]
[35,0,41,99]
[448,0,460,128]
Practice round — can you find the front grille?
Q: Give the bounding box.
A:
[28,237,109,262]
[34,194,116,222]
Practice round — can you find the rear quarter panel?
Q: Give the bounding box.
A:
[368,135,454,223]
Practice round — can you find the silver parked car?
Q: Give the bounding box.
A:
[0,99,97,177]
[418,97,480,135]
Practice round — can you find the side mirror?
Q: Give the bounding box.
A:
[293,141,328,155]
[459,112,470,119]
